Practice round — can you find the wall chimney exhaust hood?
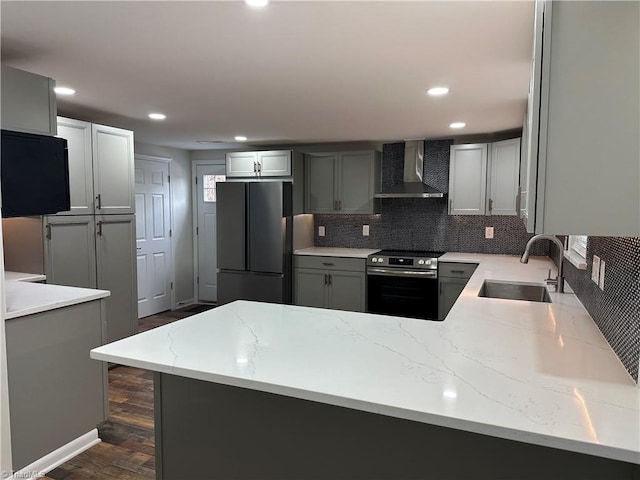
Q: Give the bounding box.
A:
[375,140,444,198]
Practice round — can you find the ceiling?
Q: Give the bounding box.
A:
[1,1,534,150]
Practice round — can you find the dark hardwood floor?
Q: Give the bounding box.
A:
[42,305,215,480]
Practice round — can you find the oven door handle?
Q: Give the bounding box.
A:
[367,268,437,278]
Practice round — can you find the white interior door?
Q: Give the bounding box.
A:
[135,158,172,318]
[196,164,226,303]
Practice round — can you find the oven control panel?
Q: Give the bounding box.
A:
[368,253,439,270]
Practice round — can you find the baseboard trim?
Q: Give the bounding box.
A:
[174,298,194,310]
[12,429,100,479]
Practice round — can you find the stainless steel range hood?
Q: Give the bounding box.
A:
[375,141,444,198]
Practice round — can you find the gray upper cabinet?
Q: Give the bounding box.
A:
[1,65,57,136]
[448,144,488,215]
[226,150,292,178]
[523,0,639,235]
[487,138,521,216]
[55,118,135,215]
[304,150,381,214]
[56,118,94,215]
[92,124,135,215]
[449,140,520,216]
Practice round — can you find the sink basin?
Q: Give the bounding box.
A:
[478,280,552,303]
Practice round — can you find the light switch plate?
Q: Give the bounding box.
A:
[485,227,494,239]
[598,260,605,290]
[591,255,600,283]
[362,225,370,236]
[318,226,325,237]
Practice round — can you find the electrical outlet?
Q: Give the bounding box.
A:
[318,226,325,237]
[485,227,494,239]
[591,255,600,283]
[598,260,605,290]
[363,225,370,236]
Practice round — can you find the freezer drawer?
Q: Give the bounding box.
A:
[218,270,289,306]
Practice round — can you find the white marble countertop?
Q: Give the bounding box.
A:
[4,271,47,283]
[5,281,110,320]
[294,247,380,258]
[91,254,640,464]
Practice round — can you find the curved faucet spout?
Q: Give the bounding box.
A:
[520,234,565,293]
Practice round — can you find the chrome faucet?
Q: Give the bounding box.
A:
[520,234,565,293]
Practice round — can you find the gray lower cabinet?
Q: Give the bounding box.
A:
[5,300,107,470]
[438,262,477,320]
[294,256,366,312]
[44,214,138,344]
[304,151,381,214]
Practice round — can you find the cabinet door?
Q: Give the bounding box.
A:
[305,154,337,213]
[438,277,469,320]
[5,300,106,470]
[294,268,327,308]
[92,124,135,215]
[257,151,291,177]
[0,65,56,136]
[337,152,375,214]
[487,138,520,216]
[96,214,138,343]
[43,215,97,288]
[448,144,488,215]
[226,152,258,177]
[56,117,94,215]
[328,270,366,312]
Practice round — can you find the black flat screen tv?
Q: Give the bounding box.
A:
[1,129,70,217]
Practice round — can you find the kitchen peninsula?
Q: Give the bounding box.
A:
[91,255,640,479]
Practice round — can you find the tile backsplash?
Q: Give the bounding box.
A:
[314,140,547,256]
[560,237,640,382]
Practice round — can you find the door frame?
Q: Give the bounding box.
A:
[134,153,176,311]
[191,159,225,304]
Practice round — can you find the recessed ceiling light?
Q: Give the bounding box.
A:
[54,86,76,95]
[234,135,248,141]
[449,122,466,129]
[245,0,269,6]
[148,113,166,120]
[426,86,449,96]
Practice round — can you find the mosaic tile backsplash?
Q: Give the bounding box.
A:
[560,237,640,383]
[314,140,548,256]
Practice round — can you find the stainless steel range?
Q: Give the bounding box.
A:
[366,250,445,320]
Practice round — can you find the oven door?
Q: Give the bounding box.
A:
[367,268,439,320]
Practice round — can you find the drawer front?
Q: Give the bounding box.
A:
[438,262,477,279]
[294,255,366,272]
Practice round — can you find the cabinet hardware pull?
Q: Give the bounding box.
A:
[45,223,52,240]
[322,262,334,266]
[450,270,465,274]
[257,162,262,174]
[96,194,102,210]
[97,221,103,236]
[334,200,338,211]
[328,274,332,286]
[338,200,342,210]
[489,198,493,212]
[324,273,328,286]
[449,199,452,212]
[253,162,257,173]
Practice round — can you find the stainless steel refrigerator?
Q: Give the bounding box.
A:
[216,181,293,305]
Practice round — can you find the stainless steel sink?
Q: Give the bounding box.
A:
[478,280,552,303]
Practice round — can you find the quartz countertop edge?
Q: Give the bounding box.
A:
[5,281,110,319]
[90,254,640,465]
[5,271,47,283]
[294,247,380,258]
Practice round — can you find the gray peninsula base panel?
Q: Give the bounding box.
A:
[154,373,637,480]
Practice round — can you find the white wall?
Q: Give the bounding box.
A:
[134,142,194,306]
